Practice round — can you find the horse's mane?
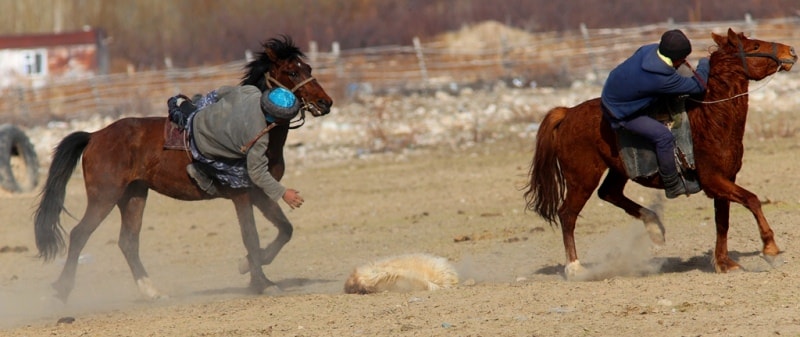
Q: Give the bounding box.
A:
[692,34,751,135]
[240,35,305,91]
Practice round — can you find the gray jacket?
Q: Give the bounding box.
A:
[191,85,286,201]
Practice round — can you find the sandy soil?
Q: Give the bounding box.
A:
[1,124,799,336]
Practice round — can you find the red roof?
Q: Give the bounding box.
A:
[0,30,98,49]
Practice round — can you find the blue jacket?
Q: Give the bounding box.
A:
[601,44,709,120]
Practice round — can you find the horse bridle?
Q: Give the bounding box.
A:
[263,69,318,129]
[737,40,795,77]
[689,40,793,105]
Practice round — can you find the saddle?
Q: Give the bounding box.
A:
[615,96,701,193]
[163,121,188,151]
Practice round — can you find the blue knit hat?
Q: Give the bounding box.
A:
[261,87,300,121]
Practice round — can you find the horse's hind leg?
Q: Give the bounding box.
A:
[230,193,276,294]
[238,190,293,275]
[558,169,605,279]
[117,182,164,299]
[597,170,665,245]
[52,197,116,302]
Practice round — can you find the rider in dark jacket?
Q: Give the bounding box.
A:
[601,29,710,198]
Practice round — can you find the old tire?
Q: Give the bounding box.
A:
[0,124,39,193]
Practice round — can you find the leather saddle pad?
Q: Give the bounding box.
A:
[163,120,189,151]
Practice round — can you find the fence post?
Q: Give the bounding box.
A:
[332,41,345,98]
[745,13,756,36]
[499,33,510,75]
[308,41,318,65]
[580,23,600,84]
[412,36,428,89]
[90,76,102,116]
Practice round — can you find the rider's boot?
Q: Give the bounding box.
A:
[661,171,687,199]
[187,164,218,195]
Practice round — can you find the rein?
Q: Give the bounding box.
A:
[687,65,780,104]
[239,70,314,153]
[240,122,277,154]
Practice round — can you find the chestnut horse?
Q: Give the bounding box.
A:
[34,36,333,301]
[524,29,796,279]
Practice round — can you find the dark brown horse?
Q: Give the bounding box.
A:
[524,28,796,279]
[34,36,333,301]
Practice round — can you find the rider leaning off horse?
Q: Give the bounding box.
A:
[175,85,305,209]
[601,29,710,198]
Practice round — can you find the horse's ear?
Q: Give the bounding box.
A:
[727,28,742,45]
[711,32,726,46]
[265,47,278,62]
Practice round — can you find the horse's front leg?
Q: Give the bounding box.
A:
[238,190,293,274]
[710,179,780,272]
[712,198,741,272]
[723,184,780,261]
[230,192,275,294]
[735,188,780,258]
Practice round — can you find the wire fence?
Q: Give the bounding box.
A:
[2,16,800,127]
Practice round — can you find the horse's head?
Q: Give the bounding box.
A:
[712,28,797,80]
[241,35,333,126]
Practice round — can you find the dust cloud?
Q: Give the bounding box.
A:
[573,219,666,281]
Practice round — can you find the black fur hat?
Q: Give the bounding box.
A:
[659,29,692,61]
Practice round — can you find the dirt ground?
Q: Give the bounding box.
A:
[1,130,799,336]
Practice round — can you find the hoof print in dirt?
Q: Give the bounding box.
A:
[0,124,39,193]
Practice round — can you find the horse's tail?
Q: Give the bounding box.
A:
[34,131,91,262]
[523,107,568,226]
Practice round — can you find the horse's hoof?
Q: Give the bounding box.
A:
[238,257,250,274]
[51,282,71,303]
[249,276,278,295]
[53,292,69,303]
[137,277,167,300]
[564,260,586,281]
[641,210,665,246]
[712,258,742,273]
[646,226,666,246]
[262,284,283,296]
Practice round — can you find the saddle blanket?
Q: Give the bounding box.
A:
[616,97,701,194]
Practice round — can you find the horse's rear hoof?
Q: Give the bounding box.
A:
[641,210,665,246]
[51,281,71,303]
[564,260,586,281]
[53,292,69,303]
[136,277,167,300]
[646,226,666,246]
[261,284,283,296]
[238,257,250,274]
[249,277,278,295]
